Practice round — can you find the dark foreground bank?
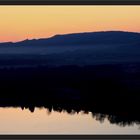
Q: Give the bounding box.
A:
[0,63,140,126]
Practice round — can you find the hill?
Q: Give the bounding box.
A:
[0,31,140,47]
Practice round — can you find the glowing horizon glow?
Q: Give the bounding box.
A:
[0,6,140,42]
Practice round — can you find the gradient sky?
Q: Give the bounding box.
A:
[0,6,140,42]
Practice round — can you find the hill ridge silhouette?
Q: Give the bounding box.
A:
[1,30,140,47]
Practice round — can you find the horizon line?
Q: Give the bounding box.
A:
[0,30,140,44]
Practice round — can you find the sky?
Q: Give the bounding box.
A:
[0,6,140,42]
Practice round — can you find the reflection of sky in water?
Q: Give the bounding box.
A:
[0,108,139,134]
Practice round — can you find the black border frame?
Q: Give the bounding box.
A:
[0,1,140,4]
[0,135,140,139]
[0,0,140,4]
[0,0,140,139]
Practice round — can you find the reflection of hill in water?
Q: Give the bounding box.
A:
[0,64,140,127]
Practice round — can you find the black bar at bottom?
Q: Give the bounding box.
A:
[0,135,140,139]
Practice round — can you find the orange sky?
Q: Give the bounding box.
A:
[0,6,140,42]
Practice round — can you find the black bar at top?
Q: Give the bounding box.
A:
[0,0,140,5]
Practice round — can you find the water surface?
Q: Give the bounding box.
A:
[0,107,139,134]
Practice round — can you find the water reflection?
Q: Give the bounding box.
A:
[0,107,139,134]
[2,103,140,128]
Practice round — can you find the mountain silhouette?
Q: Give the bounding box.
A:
[0,31,140,47]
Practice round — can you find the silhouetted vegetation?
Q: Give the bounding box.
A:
[0,63,140,126]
